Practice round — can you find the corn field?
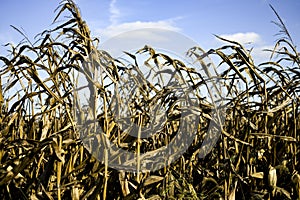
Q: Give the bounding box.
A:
[0,1,299,199]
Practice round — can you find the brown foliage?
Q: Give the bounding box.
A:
[0,1,299,199]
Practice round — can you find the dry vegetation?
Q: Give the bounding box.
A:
[0,1,299,199]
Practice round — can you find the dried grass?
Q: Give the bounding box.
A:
[0,1,299,199]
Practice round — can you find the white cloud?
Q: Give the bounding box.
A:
[97,19,181,39]
[218,32,262,45]
[93,0,181,40]
[210,32,275,64]
[92,0,184,58]
[251,45,274,64]
[99,27,196,59]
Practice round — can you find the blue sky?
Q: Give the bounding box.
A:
[0,0,299,63]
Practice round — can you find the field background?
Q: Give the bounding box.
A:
[0,1,299,199]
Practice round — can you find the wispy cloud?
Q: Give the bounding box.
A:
[217,32,262,44]
[93,0,184,57]
[93,0,181,41]
[109,0,120,25]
